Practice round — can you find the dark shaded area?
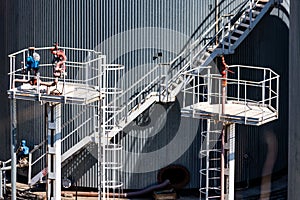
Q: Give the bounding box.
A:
[288,0,300,199]
[0,0,10,161]
[226,10,289,199]
[157,164,190,189]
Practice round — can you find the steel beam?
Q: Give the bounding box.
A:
[10,98,17,200]
[46,103,62,200]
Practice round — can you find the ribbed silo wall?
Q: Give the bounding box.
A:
[0,1,10,160]
[1,0,289,190]
[288,0,299,199]
[226,1,289,187]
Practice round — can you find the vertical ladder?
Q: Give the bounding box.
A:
[199,122,236,200]
[100,64,124,200]
[199,120,222,199]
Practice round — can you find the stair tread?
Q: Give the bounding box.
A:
[246,9,260,15]
[239,22,250,28]
[228,35,239,41]
[222,41,232,46]
[255,3,265,8]
[234,29,244,35]
[243,16,256,21]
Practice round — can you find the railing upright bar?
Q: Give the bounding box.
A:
[249,0,253,28]
[244,81,247,124]
[276,75,279,116]
[237,66,240,102]
[0,168,3,199]
[28,153,32,185]
[262,68,266,106]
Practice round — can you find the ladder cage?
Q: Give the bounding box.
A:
[100,64,125,199]
[199,128,223,200]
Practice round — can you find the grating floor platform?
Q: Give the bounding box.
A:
[8,82,101,105]
[181,101,278,126]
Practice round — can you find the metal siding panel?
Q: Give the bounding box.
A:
[228,6,289,185]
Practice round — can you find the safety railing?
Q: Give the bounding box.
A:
[182,65,279,125]
[0,159,13,198]
[61,105,97,154]
[27,141,46,185]
[165,0,273,96]
[8,46,105,103]
[104,64,163,134]
[27,104,98,186]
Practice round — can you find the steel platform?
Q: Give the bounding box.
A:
[8,82,101,105]
[181,100,278,126]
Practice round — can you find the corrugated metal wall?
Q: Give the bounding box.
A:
[226,3,289,185]
[1,0,289,190]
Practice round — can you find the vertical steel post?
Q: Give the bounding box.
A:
[262,69,266,106]
[165,64,169,102]
[10,98,17,200]
[0,168,3,199]
[46,103,62,200]
[205,122,210,199]
[216,0,219,45]
[249,0,252,28]
[98,56,106,200]
[28,153,32,185]
[227,124,235,200]
[220,126,225,200]
[101,64,107,200]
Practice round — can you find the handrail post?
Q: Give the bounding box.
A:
[237,66,240,101]
[3,163,5,196]
[249,0,253,28]
[228,16,232,52]
[159,64,162,102]
[262,68,266,106]
[222,17,225,53]
[164,64,169,102]
[0,168,3,199]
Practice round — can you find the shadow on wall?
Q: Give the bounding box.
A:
[62,144,98,188]
[230,11,289,190]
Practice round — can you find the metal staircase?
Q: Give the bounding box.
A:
[158,0,276,103]
[40,0,276,166]
[3,0,278,199]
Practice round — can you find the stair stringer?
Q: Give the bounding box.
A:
[105,93,159,140]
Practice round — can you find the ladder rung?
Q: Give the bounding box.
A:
[224,143,229,150]
[224,168,229,176]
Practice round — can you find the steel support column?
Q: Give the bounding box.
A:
[46,103,62,200]
[227,123,235,200]
[10,98,17,200]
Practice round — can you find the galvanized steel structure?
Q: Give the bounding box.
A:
[0,0,290,199]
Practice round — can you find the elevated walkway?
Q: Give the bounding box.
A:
[8,47,104,105]
[182,65,279,126]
